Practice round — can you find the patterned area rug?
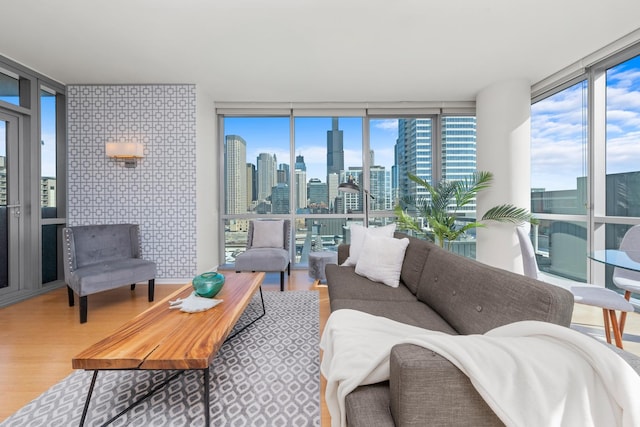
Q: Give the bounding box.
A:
[1,290,320,427]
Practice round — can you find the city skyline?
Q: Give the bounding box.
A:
[223,117,477,215]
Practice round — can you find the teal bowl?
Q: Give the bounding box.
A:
[192,272,225,298]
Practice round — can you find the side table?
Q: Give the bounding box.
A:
[308,251,338,286]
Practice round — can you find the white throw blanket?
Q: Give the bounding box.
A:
[320,309,640,427]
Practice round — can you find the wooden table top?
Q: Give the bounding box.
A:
[72,272,265,371]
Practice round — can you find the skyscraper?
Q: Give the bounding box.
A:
[308,178,328,211]
[278,163,290,184]
[394,119,432,201]
[294,155,307,211]
[295,154,306,172]
[256,152,277,202]
[246,163,256,208]
[224,135,247,214]
[271,183,290,214]
[326,117,344,176]
[442,116,477,212]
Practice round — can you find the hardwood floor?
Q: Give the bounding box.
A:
[0,270,638,425]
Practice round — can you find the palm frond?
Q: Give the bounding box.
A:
[481,204,531,224]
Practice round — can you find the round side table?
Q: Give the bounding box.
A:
[308,251,338,286]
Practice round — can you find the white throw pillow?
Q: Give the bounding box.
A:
[251,220,284,248]
[342,223,396,267]
[355,235,410,288]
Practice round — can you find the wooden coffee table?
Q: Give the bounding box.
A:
[72,272,265,426]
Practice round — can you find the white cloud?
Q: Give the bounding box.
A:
[372,119,398,131]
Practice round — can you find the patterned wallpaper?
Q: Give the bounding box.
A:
[67,84,197,280]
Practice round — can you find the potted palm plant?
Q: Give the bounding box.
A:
[394,171,532,250]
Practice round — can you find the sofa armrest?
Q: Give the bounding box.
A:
[389,344,503,427]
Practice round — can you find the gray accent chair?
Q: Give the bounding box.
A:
[62,224,157,323]
[234,219,291,291]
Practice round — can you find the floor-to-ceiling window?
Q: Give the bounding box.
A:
[531,80,589,281]
[531,44,640,304]
[219,107,477,267]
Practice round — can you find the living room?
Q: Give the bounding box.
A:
[2,1,640,425]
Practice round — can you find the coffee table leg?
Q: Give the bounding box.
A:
[203,367,210,426]
[79,370,99,427]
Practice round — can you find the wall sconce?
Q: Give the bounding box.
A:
[105,142,144,168]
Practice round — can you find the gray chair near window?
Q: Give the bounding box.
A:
[62,224,156,323]
[516,223,633,348]
[234,219,291,291]
[613,224,640,334]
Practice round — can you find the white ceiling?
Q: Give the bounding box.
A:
[2,0,640,102]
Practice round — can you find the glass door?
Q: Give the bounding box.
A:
[0,111,20,295]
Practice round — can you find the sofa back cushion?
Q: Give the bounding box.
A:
[395,232,435,295]
[415,245,574,334]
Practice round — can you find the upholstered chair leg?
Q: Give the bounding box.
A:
[131,284,136,291]
[79,296,88,324]
[148,279,155,302]
[287,263,291,276]
[280,271,285,292]
[67,286,75,307]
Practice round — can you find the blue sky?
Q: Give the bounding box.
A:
[1,94,57,178]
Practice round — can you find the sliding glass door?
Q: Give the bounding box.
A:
[0,111,21,295]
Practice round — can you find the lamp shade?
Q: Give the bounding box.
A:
[338,181,360,193]
[105,142,144,158]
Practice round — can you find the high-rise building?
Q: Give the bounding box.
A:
[224,135,248,214]
[278,163,289,184]
[442,116,477,181]
[295,154,306,172]
[271,183,289,214]
[344,168,363,213]
[442,116,477,212]
[246,163,256,208]
[41,177,56,208]
[327,173,339,213]
[294,155,307,211]
[308,178,328,210]
[256,152,277,202]
[326,117,344,176]
[369,165,386,211]
[394,119,432,201]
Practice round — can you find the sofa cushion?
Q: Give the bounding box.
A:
[326,265,416,303]
[345,382,395,427]
[415,245,574,335]
[342,224,396,266]
[355,236,409,288]
[329,300,458,333]
[396,233,435,295]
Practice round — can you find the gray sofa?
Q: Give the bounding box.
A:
[325,232,640,426]
[63,224,156,323]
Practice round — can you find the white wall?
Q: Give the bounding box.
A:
[196,89,219,273]
[476,79,531,272]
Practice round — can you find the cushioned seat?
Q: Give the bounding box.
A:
[235,219,291,291]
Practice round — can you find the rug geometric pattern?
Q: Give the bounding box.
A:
[0,290,320,427]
